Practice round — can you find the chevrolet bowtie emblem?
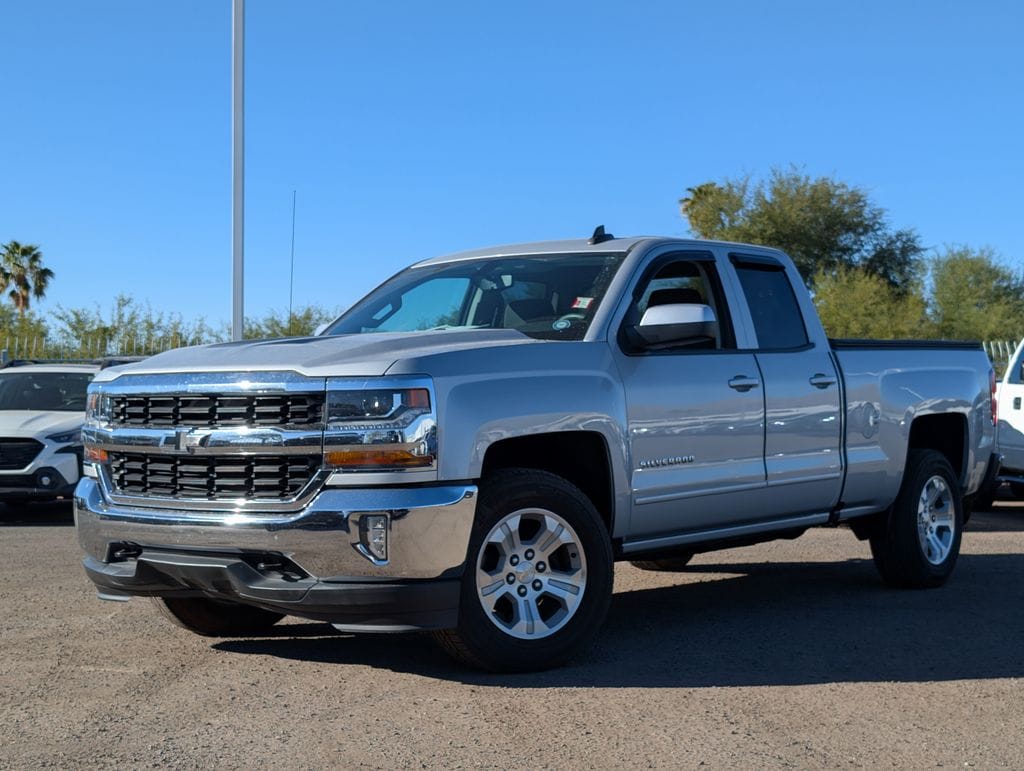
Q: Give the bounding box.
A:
[174,429,209,453]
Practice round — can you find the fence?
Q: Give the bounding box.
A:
[984,340,1020,377]
[0,334,210,362]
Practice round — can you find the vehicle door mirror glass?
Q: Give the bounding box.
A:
[634,303,718,347]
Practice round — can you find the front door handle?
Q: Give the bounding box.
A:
[809,373,837,389]
[728,376,760,392]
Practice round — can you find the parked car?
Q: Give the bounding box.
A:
[980,339,1024,505]
[74,232,997,671]
[0,362,98,504]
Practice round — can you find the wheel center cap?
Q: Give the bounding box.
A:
[516,562,536,583]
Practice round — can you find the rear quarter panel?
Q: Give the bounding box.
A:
[835,347,994,515]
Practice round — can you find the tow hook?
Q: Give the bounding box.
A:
[109,542,143,561]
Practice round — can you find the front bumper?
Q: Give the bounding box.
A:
[74,477,477,630]
[0,446,80,501]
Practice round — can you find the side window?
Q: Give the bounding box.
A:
[733,264,808,349]
[624,258,733,351]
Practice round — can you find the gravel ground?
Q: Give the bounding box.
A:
[2,501,1023,769]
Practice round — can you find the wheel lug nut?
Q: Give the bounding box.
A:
[536,561,546,572]
[509,555,519,566]
[506,573,515,584]
[525,549,535,560]
[517,585,527,597]
[532,579,542,590]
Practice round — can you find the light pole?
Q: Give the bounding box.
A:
[231,0,245,341]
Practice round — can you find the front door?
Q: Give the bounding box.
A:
[615,254,768,538]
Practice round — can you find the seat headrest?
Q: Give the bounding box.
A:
[648,287,702,307]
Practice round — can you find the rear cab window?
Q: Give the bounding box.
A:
[730,254,809,350]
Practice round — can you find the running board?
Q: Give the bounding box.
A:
[621,512,831,555]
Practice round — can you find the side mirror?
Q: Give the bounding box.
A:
[313,322,329,336]
[633,303,718,347]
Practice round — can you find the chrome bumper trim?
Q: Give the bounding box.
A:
[83,425,324,456]
[75,477,477,580]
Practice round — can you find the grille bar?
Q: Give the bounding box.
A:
[0,439,44,470]
[109,452,319,500]
[110,393,323,428]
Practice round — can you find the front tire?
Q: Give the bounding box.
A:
[869,449,963,588]
[152,597,285,637]
[433,469,613,672]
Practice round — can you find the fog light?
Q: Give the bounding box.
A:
[36,469,59,489]
[360,514,389,562]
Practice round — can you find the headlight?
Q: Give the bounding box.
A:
[47,429,82,444]
[324,383,436,473]
[327,388,430,424]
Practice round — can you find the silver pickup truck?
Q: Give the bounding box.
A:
[75,232,998,671]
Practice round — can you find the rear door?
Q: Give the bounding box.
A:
[728,253,844,516]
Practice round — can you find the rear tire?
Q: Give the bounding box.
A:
[630,553,694,572]
[152,597,285,637]
[1009,482,1024,499]
[869,449,962,588]
[432,468,613,672]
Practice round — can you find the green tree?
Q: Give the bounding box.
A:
[679,169,924,291]
[50,294,222,356]
[0,241,55,316]
[0,305,49,357]
[244,305,339,339]
[813,267,931,339]
[929,246,1024,341]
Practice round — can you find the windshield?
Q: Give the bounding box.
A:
[0,372,94,412]
[325,253,626,341]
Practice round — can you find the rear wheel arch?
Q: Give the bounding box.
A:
[907,413,968,487]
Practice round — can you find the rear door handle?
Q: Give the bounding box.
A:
[809,373,837,389]
[728,376,761,392]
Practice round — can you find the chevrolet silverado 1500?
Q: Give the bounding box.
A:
[75,232,998,671]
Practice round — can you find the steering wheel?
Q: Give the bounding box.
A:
[555,313,587,324]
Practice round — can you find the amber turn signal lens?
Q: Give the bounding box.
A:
[84,446,108,463]
[325,449,432,468]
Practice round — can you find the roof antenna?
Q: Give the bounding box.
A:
[588,225,615,245]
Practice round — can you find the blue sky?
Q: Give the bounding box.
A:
[2,0,1022,327]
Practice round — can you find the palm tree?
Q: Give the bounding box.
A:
[0,241,55,316]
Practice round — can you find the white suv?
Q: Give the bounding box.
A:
[0,363,98,504]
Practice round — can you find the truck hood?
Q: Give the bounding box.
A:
[97,330,540,380]
[0,411,84,438]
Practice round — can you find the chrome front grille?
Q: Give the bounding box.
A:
[110,393,323,428]
[0,438,44,470]
[108,452,320,500]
